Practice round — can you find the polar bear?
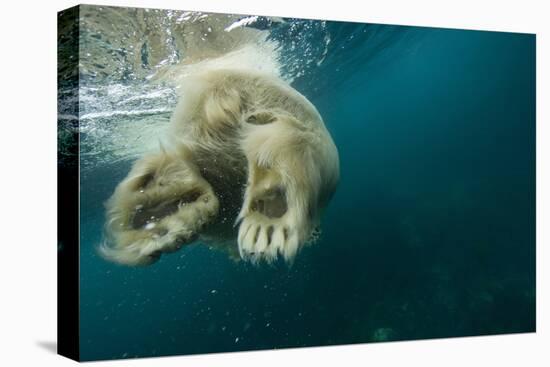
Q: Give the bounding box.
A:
[100,56,339,266]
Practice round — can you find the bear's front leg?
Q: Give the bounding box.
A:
[101,149,219,265]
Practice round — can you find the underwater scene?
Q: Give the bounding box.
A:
[59,5,535,361]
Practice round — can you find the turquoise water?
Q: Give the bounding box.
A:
[75,14,535,361]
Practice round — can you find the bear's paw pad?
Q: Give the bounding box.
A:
[103,155,220,265]
[237,186,302,264]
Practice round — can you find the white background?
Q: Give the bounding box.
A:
[0,0,548,365]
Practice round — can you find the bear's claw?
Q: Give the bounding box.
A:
[237,213,299,264]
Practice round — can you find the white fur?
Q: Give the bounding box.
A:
[101,52,339,266]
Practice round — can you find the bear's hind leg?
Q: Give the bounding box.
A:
[237,117,323,264]
[237,166,300,264]
[100,149,220,265]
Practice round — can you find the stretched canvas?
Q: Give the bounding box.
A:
[58,4,536,362]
